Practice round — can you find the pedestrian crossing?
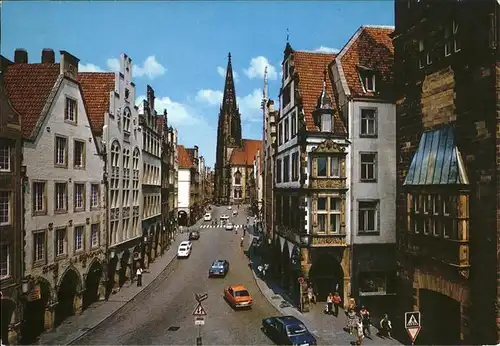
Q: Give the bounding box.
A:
[199,224,245,229]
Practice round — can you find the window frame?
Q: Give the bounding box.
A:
[91,223,100,249]
[316,156,328,177]
[73,139,86,169]
[55,227,67,258]
[360,152,377,182]
[320,113,332,132]
[32,181,47,216]
[33,230,47,266]
[54,135,68,168]
[64,97,78,123]
[358,200,379,234]
[74,225,85,253]
[90,183,100,210]
[0,243,9,279]
[283,155,290,183]
[73,182,86,212]
[284,118,289,142]
[54,181,68,214]
[314,196,342,234]
[276,158,282,183]
[291,110,297,138]
[360,108,378,137]
[0,191,11,226]
[291,152,299,181]
[0,144,11,172]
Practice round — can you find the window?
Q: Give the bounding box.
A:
[360,109,377,136]
[32,182,47,215]
[0,244,9,278]
[0,145,10,171]
[125,88,130,100]
[432,219,439,236]
[123,107,131,132]
[55,136,67,166]
[360,71,375,92]
[91,184,99,209]
[321,113,332,132]
[443,195,450,215]
[423,194,429,214]
[432,195,440,215]
[283,156,290,182]
[358,200,378,233]
[65,97,77,122]
[34,231,45,263]
[278,123,283,145]
[443,219,451,238]
[74,140,85,168]
[282,85,291,107]
[444,24,452,57]
[74,183,85,211]
[235,171,241,185]
[423,219,429,235]
[91,223,99,248]
[453,20,460,52]
[317,157,327,177]
[360,153,377,181]
[291,111,297,137]
[291,152,299,181]
[284,118,289,142]
[314,197,341,234]
[74,225,84,252]
[329,157,340,178]
[276,159,282,183]
[413,195,419,213]
[55,182,68,212]
[359,272,391,296]
[283,60,289,80]
[55,228,67,257]
[0,191,10,226]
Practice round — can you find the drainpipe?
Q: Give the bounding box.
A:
[102,144,110,299]
[348,100,355,302]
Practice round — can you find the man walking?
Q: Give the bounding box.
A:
[136,266,143,287]
[332,292,342,317]
[360,306,371,338]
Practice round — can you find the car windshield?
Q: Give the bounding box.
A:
[179,247,187,251]
[286,324,307,336]
[212,263,224,268]
[234,290,249,297]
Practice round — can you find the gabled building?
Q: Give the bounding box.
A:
[138,86,162,267]
[79,53,143,296]
[3,49,106,342]
[330,26,397,305]
[0,61,24,345]
[273,45,351,307]
[393,1,499,344]
[186,146,201,223]
[177,145,199,226]
[229,139,262,206]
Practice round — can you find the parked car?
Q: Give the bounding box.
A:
[177,242,192,258]
[232,209,238,216]
[208,260,229,277]
[220,214,229,221]
[262,316,317,345]
[225,222,234,231]
[224,285,252,309]
[227,205,232,210]
[189,231,200,240]
[204,213,212,222]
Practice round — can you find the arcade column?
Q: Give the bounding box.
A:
[73,291,83,316]
[44,301,57,331]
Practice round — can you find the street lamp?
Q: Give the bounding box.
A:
[21,278,29,294]
[300,235,310,246]
[109,248,116,259]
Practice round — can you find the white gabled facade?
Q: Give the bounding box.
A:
[177,168,191,215]
[20,50,106,328]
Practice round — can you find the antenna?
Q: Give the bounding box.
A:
[286,28,290,43]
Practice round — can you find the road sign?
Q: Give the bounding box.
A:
[192,303,207,316]
[194,316,205,325]
[297,277,304,284]
[195,293,208,302]
[405,311,421,344]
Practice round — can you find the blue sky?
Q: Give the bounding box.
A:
[2,1,394,167]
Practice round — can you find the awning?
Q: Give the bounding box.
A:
[404,125,469,186]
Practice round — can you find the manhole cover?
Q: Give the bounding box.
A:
[81,327,91,332]
[271,295,281,300]
[167,326,180,331]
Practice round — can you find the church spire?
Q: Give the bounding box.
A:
[222,52,237,111]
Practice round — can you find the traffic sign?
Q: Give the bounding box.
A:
[195,293,208,302]
[194,316,205,325]
[297,277,304,284]
[192,303,207,316]
[405,311,421,344]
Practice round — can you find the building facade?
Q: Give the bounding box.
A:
[393,0,499,344]
[0,64,23,345]
[138,86,162,267]
[3,49,106,343]
[79,53,144,298]
[330,26,397,305]
[177,145,198,226]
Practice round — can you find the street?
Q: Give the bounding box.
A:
[74,205,278,345]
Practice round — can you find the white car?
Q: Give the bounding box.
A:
[227,206,232,210]
[225,222,234,231]
[177,241,192,258]
[220,214,229,221]
[232,209,238,216]
[204,213,212,222]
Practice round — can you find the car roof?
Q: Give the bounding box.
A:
[276,316,303,326]
[229,285,248,291]
[212,260,226,265]
[180,241,190,245]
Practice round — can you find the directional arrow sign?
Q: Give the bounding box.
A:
[192,303,207,316]
[195,293,208,302]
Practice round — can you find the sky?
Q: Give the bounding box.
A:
[1,1,394,167]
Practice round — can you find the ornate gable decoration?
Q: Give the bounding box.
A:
[312,139,346,154]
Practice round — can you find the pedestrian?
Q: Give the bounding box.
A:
[326,293,333,315]
[348,294,357,311]
[345,308,357,335]
[360,306,371,338]
[307,285,316,304]
[136,266,143,287]
[356,318,365,345]
[379,314,392,338]
[333,291,342,317]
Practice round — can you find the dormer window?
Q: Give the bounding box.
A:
[359,68,376,92]
[321,113,332,132]
[125,88,130,100]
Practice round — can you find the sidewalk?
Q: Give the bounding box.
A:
[37,234,186,345]
[247,234,402,346]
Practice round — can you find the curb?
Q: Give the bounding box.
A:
[67,238,182,345]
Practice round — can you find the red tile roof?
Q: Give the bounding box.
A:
[230,139,263,166]
[177,145,193,169]
[292,51,345,134]
[3,63,60,139]
[78,72,115,135]
[338,26,394,98]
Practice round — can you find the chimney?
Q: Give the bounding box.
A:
[147,85,155,111]
[59,50,80,80]
[41,49,55,63]
[14,49,28,64]
[194,145,199,160]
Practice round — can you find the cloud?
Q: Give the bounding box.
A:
[79,63,105,72]
[243,56,278,80]
[237,88,263,122]
[107,55,166,79]
[195,89,223,106]
[314,46,340,54]
[217,66,239,82]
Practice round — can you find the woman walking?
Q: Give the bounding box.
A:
[356,318,365,345]
[332,292,342,317]
[326,293,333,315]
[346,308,357,335]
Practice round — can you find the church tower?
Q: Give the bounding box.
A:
[214,53,242,204]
